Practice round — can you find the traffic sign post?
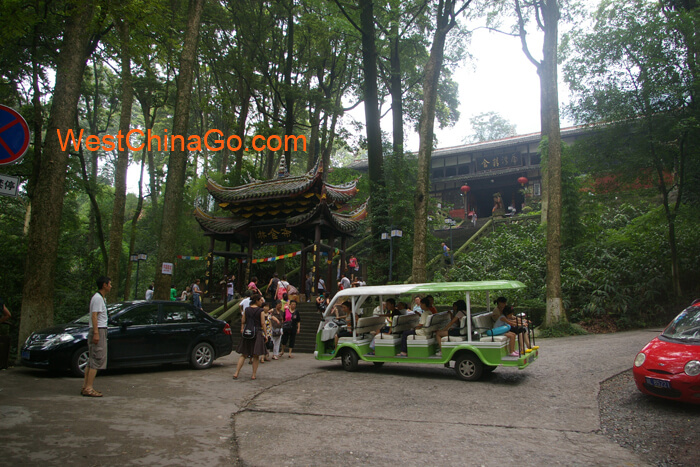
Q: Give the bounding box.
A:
[0,105,30,166]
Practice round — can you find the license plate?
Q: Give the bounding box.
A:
[21,350,30,360]
[645,376,671,389]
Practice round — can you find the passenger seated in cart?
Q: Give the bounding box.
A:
[491,296,508,324]
[398,297,432,356]
[493,305,524,357]
[332,301,354,349]
[435,300,467,353]
[502,306,531,353]
[425,295,439,314]
[396,301,411,315]
[374,298,400,333]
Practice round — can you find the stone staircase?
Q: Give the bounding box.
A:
[293,302,323,353]
[204,300,321,354]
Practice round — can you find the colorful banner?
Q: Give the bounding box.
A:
[250,250,301,264]
[177,248,340,264]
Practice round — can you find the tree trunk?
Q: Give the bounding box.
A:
[411,1,457,283]
[307,101,321,171]
[153,0,204,300]
[283,4,295,173]
[541,0,565,326]
[390,26,404,160]
[359,0,384,188]
[124,156,146,300]
[232,81,251,185]
[18,1,97,349]
[263,97,281,179]
[107,18,134,302]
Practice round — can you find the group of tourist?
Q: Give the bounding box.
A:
[232,294,301,380]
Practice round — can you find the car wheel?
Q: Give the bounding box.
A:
[454,353,483,381]
[71,346,89,377]
[340,349,359,372]
[190,342,215,370]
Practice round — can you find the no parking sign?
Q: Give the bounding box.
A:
[0,105,30,166]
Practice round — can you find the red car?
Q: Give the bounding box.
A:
[633,299,700,404]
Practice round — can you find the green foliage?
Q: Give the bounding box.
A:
[442,196,700,330]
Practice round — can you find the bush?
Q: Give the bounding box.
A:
[446,197,700,332]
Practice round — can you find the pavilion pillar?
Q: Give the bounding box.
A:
[327,233,335,296]
[341,236,347,282]
[237,243,245,295]
[246,234,254,288]
[223,240,230,309]
[312,225,321,294]
[204,237,215,298]
[300,242,307,296]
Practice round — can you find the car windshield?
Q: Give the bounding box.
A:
[662,305,700,342]
[72,303,134,324]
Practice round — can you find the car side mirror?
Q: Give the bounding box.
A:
[120,320,134,331]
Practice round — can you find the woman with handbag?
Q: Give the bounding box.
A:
[233,294,267,380]
[280,299,301,358]
[269,300,283,359]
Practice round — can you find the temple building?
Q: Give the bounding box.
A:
[348,125,590,218]
[194,160,367,296]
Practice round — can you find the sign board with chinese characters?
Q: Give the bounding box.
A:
[161,262,174,275]
[476,154,522,172]
[0,174,19,197]
[253,225,294,244]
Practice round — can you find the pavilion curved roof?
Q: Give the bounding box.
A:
[325,178,360,204]
[196,159,367,241]
[193,207,252,234]
[287,199,368,233]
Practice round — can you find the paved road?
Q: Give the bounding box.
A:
[0,330,660,466]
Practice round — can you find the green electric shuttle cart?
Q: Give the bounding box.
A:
[314,281,539,381]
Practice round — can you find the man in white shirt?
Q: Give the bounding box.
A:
[145,285,154,301]
[227,275,235,301]
[338,273,351,290]
[82,276,111,397]
[239,293,252,315]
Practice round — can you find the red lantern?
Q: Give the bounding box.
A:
[518,176,528,186]
[460,184,470,194]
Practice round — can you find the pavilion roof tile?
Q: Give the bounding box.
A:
[207,160,324,204]
[194,207,251,234]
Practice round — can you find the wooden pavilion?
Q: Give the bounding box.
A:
[194,160,367,298]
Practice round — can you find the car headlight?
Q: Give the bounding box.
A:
[42,333,75,349]
[685,360,700,377]
[634,352,646,367]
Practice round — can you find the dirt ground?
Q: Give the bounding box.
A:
[598,369,700,466]
[0,329,690,466]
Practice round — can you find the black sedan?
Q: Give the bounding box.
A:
[21,301,233,376]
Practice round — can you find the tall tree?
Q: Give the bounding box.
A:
[412,0,471,283]
[564,0,697,297]
[18,1,100,347]
[106,12,135,301]
[153,0,205,300]
[514,0,566,326]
